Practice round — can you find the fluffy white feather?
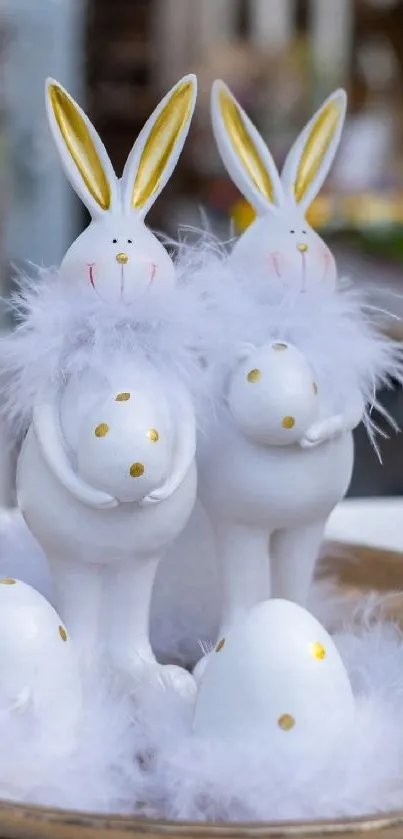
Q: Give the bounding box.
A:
[137,614,403,822]
[0,514,403,820]
[2,232,402,445]
[0,237,246,436]
[200,254,403,438]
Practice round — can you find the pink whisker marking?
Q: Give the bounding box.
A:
[269,252,282,279]
[87,264,95,289]
[320,247,331,283]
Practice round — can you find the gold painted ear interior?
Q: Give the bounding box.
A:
[132,81,194,210]
[294,99,342,204]
[218,87,274,204]
[48,84,111,210]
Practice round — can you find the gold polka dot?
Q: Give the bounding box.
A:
[115,392,130,402]
[273,342,288,351]
[147,429,159,443]
[312,382,318,395]
[278,713,295,731]
[95,423,109,438]
[0,578,16,585]
[281,416,295,429]
[310,641,326,660]
[247,368,261,383]
[130,462,145,478]
[59,625,67,642]
[215,638,226,652]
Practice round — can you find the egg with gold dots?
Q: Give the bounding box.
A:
[76,387,174,502]
[0,579,82,754]
[193,599,355,753]
[227,341,319,446]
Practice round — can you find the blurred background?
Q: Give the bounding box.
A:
[1,0,403,504]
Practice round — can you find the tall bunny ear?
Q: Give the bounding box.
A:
[120,74,197,218]
[211,80,284,216]
[281,89,347,214]
[46,78,119,218]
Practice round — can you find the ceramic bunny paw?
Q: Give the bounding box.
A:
[12,74,200,694]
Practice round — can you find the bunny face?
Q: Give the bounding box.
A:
[211,81,346,293]
[60,216,175,304]
[231,209,337,292]
[46,75,197,304]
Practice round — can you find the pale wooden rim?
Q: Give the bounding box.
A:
[0,798,403,839]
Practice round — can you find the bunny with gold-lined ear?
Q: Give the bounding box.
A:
[186,81,366,685]
[47,75,197,304]
[211,80,346,292]
[14,75,200,696]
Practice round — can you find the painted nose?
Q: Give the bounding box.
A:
[297,243,308,253]
[116,252,129,264]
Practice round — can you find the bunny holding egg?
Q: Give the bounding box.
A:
[178,81,403,674]
[0,74,213,695]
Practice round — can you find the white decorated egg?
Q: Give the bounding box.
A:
[76,388,174,502]
[228,341,318,446]
[0,578,82,753]
[193,599,355,752]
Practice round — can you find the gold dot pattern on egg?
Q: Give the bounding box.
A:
[215,638,226,652]
[0,578,16,585]
[115,392,131,402]
[130,462,145,478]
[273,343,288,351]
[310,641,326,660]
[312,382,318,395]
[95,423,109,438]
[147,428,159,443]
[278,713,295,731]
[281,416,295,429]
[59,625,68,642]
[247,368,261,383]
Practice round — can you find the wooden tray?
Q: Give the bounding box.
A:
[1,543,403,839]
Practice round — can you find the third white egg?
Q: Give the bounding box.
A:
[193,599,355,752]
[227,341,319,446]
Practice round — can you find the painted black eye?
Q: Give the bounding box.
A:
[302,230,307,235]
[127,239,133,244]
[112,238,118,243]
[290,230,295,234]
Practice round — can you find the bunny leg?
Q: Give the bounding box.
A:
[216,522,271,636]
[270,519,326,604]
[48,556,105,668]
[194,521,271,683]
[105,556,196,698]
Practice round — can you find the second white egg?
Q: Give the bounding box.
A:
[227,341,319,446]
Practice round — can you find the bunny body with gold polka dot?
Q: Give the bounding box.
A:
[7,75,202,695]
[179,82,403,677]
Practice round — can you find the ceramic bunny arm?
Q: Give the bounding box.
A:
[33,387,118,509]
[139,386,196,507]
[300,393,364,449]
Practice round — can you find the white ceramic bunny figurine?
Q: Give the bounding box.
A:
[193,82,365,651]
[15,75,198,694]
